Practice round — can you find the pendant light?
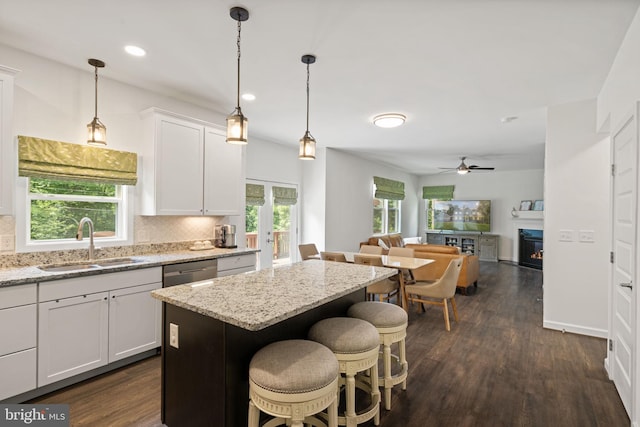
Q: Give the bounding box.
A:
[226,7,249,144]
[299,54,316,160]
[87,58,107,146]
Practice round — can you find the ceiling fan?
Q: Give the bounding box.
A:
[439,157,495,175]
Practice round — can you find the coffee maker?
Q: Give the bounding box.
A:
[215,224,237,248]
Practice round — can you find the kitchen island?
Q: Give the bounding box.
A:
[151,259,397,427]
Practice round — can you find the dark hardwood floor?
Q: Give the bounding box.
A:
[30,261,629,427]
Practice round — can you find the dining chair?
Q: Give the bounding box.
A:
[320,251,347,262]
[298,243,319,260]
[360,244,384,255]
[353,254,399,303]
[404,258,463,331]
[387,247,416,284]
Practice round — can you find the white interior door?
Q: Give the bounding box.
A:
[609,105,638,416]
[245,180,298,270]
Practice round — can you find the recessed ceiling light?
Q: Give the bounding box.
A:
[124,45,146,57]
[242,93,256,101]
[373,113,406,128]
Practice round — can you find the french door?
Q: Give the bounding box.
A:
[245,180,298,270]
[608,103,638,417]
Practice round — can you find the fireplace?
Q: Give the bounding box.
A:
[519,229,543,269]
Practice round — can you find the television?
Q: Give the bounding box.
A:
[431,200,491,232]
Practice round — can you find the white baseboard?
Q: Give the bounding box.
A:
[543,320,608,338]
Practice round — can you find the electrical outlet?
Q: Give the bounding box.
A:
[169,323,179,349]
[579,230,595,243]
[0,235,14,251]
[559,230,574,242]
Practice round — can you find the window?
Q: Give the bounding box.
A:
[23,177,127,247]
[373,197,401,234]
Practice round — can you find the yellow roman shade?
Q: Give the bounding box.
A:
[18,135,138,185]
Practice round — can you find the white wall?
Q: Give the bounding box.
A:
[324,149,419,252]
[300,147,327,249]
[419,169,544,261]
[544,99,610,338]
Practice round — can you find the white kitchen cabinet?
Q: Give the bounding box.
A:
[38,268,162,387]
[0,66,18,215]
[108,282,161,362]
[0,283,37,400]
[38,292,109,386]
[217,253,256,277]
[140,108,245,216]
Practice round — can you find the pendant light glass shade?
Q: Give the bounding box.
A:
[299,54,317,160]
[227,7,249,145]
[87,58,107,146]
[299,131,316,160]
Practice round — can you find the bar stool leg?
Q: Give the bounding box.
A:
[383,342,392,410]
[371,362,380,425]
[400,340,408,391]
[248,400,260,427]
[345,374,356,425]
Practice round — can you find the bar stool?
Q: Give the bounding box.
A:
[248,339,340,427]
[308,317,381,427]
[347,301,408,411]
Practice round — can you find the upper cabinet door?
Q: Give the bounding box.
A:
[155,116,205,215]
[203,127,244,216]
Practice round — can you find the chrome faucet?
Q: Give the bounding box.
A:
[76,217,95,260]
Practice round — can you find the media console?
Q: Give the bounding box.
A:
[425,231,499,262]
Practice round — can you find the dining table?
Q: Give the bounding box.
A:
[314,252,435,311]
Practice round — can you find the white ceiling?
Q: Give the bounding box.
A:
[1,0,638,174]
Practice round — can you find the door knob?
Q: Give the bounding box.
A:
[620,282,633,289]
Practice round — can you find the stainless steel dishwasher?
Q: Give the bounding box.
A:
[163,258,218,287]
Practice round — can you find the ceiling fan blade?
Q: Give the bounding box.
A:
[468,166,495,170]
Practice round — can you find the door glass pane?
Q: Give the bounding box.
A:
[272,204,291,266]
[245,205,259,249]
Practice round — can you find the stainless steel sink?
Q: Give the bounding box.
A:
[95,257,144,267]
[37,263,100,272]
[38,257,144,272]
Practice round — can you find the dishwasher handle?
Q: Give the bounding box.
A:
[164,266,217,277]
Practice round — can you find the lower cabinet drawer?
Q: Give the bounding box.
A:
[217,266,256,278]
[0,348,36,400]
[218,254,256,272]
[0,304,37,356]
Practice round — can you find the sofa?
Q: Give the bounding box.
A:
[360,234,480,294]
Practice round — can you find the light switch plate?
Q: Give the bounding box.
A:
[559,230,574,242]
[579,230,595,243]
[169,323,179,349]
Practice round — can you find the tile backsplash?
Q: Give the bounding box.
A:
[0,215,225,268]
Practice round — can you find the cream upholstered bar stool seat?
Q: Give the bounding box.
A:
[308,318,381,427]
[347,301,408,411]
[248,339,340,427]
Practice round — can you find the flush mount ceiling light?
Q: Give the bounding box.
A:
[124,45,146,57]
[373,113,406,128]
[299,54,317,160]
[87,58,107,146]
[226,6,249,145]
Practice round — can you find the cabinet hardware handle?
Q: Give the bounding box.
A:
[104,297,108,300]
[620,282,633,289]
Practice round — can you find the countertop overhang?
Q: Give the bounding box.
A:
[0,248,259,287]
[151,259,398,331]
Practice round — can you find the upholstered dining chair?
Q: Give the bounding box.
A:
[387,247,416,284]
[298,243,319,260]
[404,258,463,331]
[320,251,347,262]
[360,244,384,255]
[353,254,399,303]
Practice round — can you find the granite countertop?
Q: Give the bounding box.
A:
[0,248,259,287]
[151,259,398,331]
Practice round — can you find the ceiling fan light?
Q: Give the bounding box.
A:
[373,113,406,128]
[457,168,469,175]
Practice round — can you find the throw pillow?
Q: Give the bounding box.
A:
[378,238,390,250]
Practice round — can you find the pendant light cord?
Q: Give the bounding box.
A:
[306,62,310,132]
[93,65,99,119]
[236,19,242,109]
